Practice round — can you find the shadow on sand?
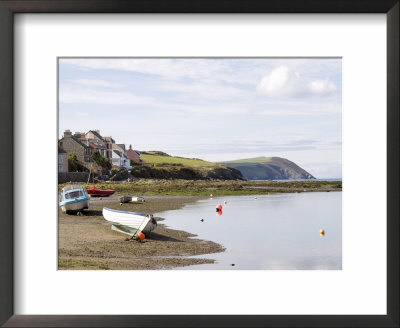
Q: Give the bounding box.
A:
[146,232,183,243]
[80,210,103,217]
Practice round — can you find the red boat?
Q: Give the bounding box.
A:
[86,186,115,197]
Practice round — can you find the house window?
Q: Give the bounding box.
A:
[58,165,63,172]
[58,154,62,164]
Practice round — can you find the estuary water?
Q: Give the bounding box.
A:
[156,192,342,270]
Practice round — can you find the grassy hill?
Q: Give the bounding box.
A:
[132,152,243,180]
[219,156,315,180]
[140,153,216,167]
[222,156,272,164]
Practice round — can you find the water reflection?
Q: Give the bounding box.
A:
[156,192,342,270]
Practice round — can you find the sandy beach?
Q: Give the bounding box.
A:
[58,180,342,270]
[58,195,225,270]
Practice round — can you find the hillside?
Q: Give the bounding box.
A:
[132,152,244,180]
[219,157,315,180]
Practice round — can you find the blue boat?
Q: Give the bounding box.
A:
[59,185,90,214]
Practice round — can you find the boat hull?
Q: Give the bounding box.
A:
[119,196,145,203]
[103,207,156,236]
[87,187,115,197]
[60,199,89,213]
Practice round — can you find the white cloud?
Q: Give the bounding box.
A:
[257,66,338,98]
[308,79,337,95]
[73,79,122,88]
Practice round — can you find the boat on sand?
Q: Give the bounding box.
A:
[59,185,90,214]
[102,207,157,237]
[86,186,115,197]
[119,196,145,203]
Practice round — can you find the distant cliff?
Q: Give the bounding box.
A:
[219,157,315,180]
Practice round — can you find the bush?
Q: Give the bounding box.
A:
[92,150,111,169]
[67,153,86,172]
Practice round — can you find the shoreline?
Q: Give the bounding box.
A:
[59,179,342,196]
[58,195,225,270]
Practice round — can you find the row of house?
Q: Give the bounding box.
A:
[58,129,140,173]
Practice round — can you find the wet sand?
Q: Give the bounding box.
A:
[58,196,225,270]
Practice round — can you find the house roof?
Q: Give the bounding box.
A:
[88,130,104,141]
[60,135,90,149]
[89,142,99,150]
[116,144,126,151]
[112,143,124,152]
[113,150,122,158]
[103,136,115,143]
[127,148,140,156]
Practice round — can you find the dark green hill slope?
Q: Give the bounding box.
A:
[131,152,244,180]
[219,157,315,180]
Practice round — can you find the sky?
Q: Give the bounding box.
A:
[58,58,342,179]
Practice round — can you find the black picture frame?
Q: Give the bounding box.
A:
[0,1,398,327]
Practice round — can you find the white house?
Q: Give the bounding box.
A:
[111,144,132,170]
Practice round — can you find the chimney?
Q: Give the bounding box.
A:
[64,130,72,137]
[74,132,81,139]
[129,144,132,149]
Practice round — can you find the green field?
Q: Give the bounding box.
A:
[219,156,272,164]
[141,154,216,167]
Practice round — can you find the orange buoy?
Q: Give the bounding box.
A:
[319,229,325,236]
[216,204,223,212]
[137,232,145,241]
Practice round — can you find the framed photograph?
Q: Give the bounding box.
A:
[0,1,398,327]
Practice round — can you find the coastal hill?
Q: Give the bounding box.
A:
[219,157,315,180]
[131,151,244,180]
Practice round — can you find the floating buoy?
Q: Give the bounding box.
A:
[320,229,325,236]
[224,200,227,205]
[210,194,213,198]
[216,204,223,212]
[200,218,204,222]
[137,232,145,241]
[254,197,257,200]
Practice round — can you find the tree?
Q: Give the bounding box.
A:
[68,153,78,172]
[92,150,111,169]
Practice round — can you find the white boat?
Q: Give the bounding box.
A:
[119,196,145,203]
[102,207,157,237]
[59,185,90,214]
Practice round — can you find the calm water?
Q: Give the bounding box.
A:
[156,192,342,270]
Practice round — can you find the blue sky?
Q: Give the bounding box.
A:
[58,58,342,178]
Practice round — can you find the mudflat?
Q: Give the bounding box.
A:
[58,196,225,270]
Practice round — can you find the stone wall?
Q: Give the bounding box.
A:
[58,172,92,184]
